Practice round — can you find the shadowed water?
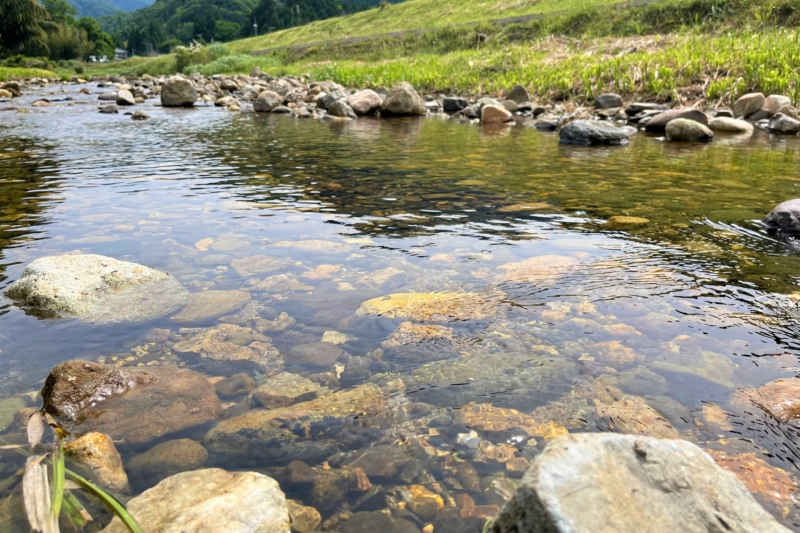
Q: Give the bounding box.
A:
[2,82,800,530]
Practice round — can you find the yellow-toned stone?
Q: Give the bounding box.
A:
[300,264,341,280]
[498,203,551,213]
[591,340,643,366]
[65,432,130,492]
[357,292,498,321]
[429,253,457,263]
[453,403,566,440]
[605,216,650,228]
[500,255,577,283]
[603,324,642,336]
[699,403,732,431]
[710,451,798,518]
[407,484,444,521]
[382,322,453,348]
[595,395,678,439]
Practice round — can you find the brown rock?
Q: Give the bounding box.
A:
[595,395,679,439]
[171,290,251,323]
[252,372,320,408]
[230,255,292,276]
[407,484,444,521]
[127,438,208,488]
[500,255,577,283]
[731,377,800,424]
[288,500,322,533]
[65,432,130,492]
[481,104,513,124]
[214,372,258,397]
[732,92,766,118]
[42,361,221,444]
[287,342,343,367]
[172,323,282,371]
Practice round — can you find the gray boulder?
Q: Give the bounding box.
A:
[625,102,668,116]
[506,84,530,105]
[101,469,289,533]
[318,89,347,111]
[6,254,188,323]
[644,108,708,133]
[328,100,357,119]
[98,103,118,114]
[253,90,283,113]
[732,92,765,118]
[160,77,196,107]
[490,433,790,533]
[98,91,117,101]
[768,113,800,134]
[559,120,628,145]
[764,198,800,234]
[116,89,135,106]
[665,118,713,142]
[595,93,623,109]
[347,89,381,115]
[380,82,427,116]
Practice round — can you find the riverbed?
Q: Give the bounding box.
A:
[2,81,800,530]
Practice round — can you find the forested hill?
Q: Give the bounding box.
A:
[67,0,155,18]
[100,0,392,55]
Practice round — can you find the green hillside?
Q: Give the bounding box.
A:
[228,0,627,52]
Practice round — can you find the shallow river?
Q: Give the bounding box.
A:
[2,82,800,530]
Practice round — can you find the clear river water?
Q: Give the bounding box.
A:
[1,81,800,530]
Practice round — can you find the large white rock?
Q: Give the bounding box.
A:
[101,468,290,533]
[490,433,790,533]
[6,254,188,323]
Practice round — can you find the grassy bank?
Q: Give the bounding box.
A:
[76,0,800,105]
[0,67,59,81]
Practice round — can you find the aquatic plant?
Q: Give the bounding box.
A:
[1,411,143,533]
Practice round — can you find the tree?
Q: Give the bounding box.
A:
[76,16,115,58]
[43,0,78,24]
[0,0,54,56]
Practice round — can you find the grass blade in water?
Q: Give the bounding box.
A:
[51,441,65,521]
[62,489,91,528]
[66,468,143,533]
[23,455,59,533]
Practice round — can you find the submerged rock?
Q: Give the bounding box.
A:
[500,254,577,283]
[380,82,427,116]
[160,77,196,107]
[252,372,320,408]
[172,323,283,373]
[214,372,257,397]
[558,120,628,145]
[595,395,679,438]
[171,289,250,323]
[5,254,188,323]
[357,291,499,321]
[101,468,290,533]
[126,438,208,489]
[204,384,388,463]
[287,341,343,367]
[42,360,221,444]
[489,433,790,533]
[730,377,800,424]
[65,432,130,492]
[340,511,420,533]
[230,255,292,276]
[764,199,800,235]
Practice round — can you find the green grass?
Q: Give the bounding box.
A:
[0,67,59,81]
[227,0,627,52]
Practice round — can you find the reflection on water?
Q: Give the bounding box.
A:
[2,83,800,529]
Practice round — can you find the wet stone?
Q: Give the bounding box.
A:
[731,377,800,424]
[172,323,283,373]
[65,432,130,492]
[171,289,251,323]
[42,361,221,444]
[252,372,320,408]
[595,394,679,439]
[127,438,208,490]
[500,255,577,283]
[230,255,292,276]
[340,512,421,533]
[287,341,344,367]
[357,291,499,321]
[287,500,322,533]
[0,396,27,431]
[214,372,257,397]
[312,467,371,514]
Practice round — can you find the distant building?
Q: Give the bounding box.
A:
[115,49,128,60]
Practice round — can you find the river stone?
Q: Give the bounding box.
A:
[101,468,290,533]
[644,108,708,133]
[380,82,427,116]
[763,198,800,234]
[604,215,650,228]
[42,360,221,444]
[171,290,250,323]
[204,384,388,461]
[768,113,800,134]
[254,90,283,112]
[98,91,117,101]
[665,118,713,142]
[733,92,765,118]
[252,372,320,408]
[328,100,357,119]
[341,512,420,533]
[357,291,499,321]
[131,110,150,120]
[730,377,800,424]
[65,432,130,492]
[595,395,679,438]
[98,103,119,114]
[287,500,322,533]
[347,89,382,115]
[318,89,347,110]
[709,117,753,133]
[489,433,790,533]
[482,104,513,124]
[161,77,196,107]
[595,93,623,109]
[5,254,188,323]
[558,120,628,145]
[443,96,468,112]
[171,323,283,372]
[506,84,530,105]
[230,255,292,276]
[116,89,135,106]
[765,94,792,115]
[127,438,208,488]
[288,341,343,367]
[500,254,577,283]
[0,396,27,431]
[214,372,257,397]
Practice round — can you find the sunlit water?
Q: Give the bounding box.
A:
[3,82,800,529]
